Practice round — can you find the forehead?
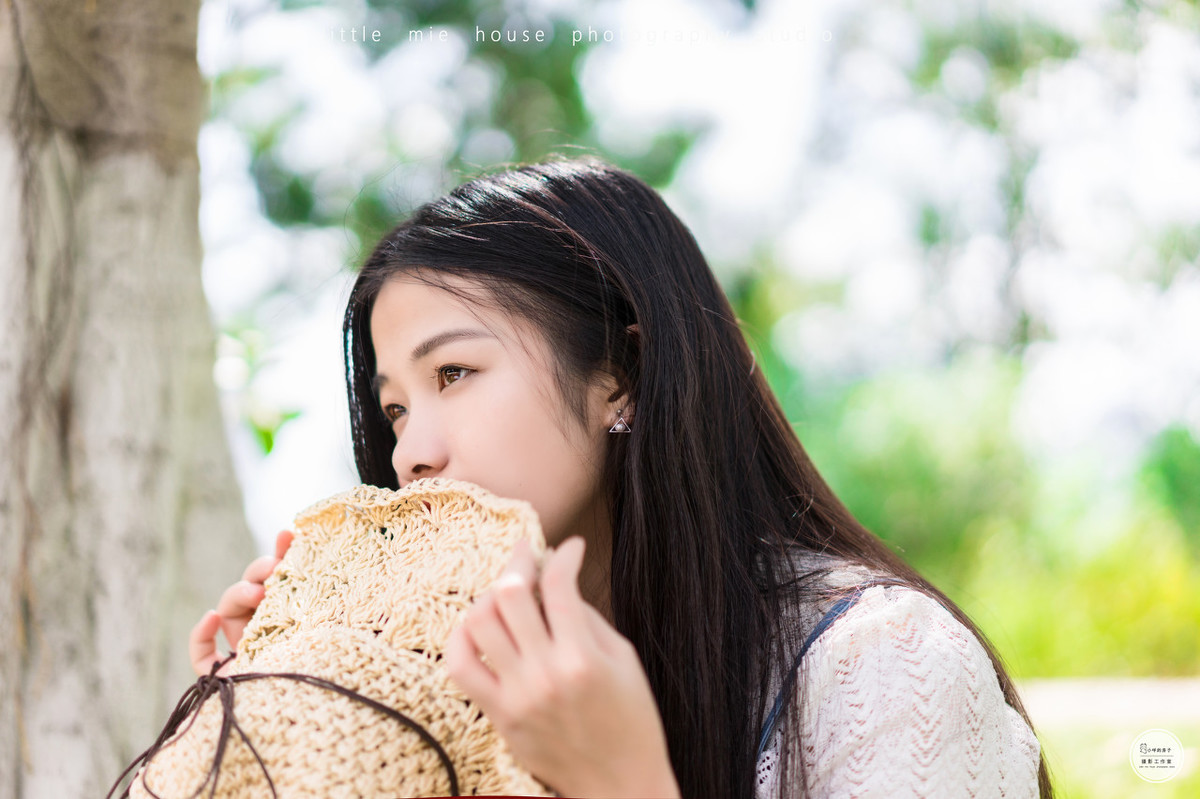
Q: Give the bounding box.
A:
[368,272,545,365]
[371,273,489,330]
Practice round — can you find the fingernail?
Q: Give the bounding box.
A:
[495,572,527,590]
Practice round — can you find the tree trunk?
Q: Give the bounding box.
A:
[0,1,256,796]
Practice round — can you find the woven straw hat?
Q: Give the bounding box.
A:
[120,477,556,798]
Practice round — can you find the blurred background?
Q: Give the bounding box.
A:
[196,0,1199,794]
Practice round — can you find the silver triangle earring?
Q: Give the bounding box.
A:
[609,408,631,433]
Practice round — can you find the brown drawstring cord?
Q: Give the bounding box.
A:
[106,653,460,798]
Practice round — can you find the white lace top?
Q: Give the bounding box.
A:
[753,562,1042,798]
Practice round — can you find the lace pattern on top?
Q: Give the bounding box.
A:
[753,577,1040,798]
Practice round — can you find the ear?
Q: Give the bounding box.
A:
[608,395,634,427]
[595,324,638,428]
[599,387,634,427]
[607,324,638,426]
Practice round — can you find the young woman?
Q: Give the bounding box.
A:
[189,157,1053,798]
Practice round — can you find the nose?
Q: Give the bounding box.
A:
[391,413,450,488]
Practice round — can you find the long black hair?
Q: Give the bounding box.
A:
[342,156,1053,798]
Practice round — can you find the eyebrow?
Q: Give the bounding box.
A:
[371,327,497,394]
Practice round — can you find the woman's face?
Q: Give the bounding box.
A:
[369,272,622,548]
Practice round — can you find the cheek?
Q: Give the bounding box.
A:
[514,450,597,546]
[459,372,600,544]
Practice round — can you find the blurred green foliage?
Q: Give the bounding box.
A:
[1141,426,1200,555]
[731,254,1199,681]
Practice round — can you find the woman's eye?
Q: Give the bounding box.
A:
[381,366,471,422]
[437,365,471,388]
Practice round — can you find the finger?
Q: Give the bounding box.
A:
[242,529,293,583]
[503,538,538,584]
[462,591,523,676]
[215,580,266,619]
[444,625,501,715]
[188,610,225,677]
[580,597,631,661]
[492,541,551,658]
[539,536,590,645]
[274,530,293,560]
[242,554,281,584]
[215,580,265,650]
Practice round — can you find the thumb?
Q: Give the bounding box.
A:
[579,598,629,660]
[539,536,588,642]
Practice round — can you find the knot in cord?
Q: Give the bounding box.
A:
[107,653,460,798]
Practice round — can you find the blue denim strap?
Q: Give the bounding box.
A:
[755,580,893,758]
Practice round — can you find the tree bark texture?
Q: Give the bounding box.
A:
[0,1,256,795]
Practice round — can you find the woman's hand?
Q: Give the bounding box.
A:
[445,536,681,799]
[188,529,293,677]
